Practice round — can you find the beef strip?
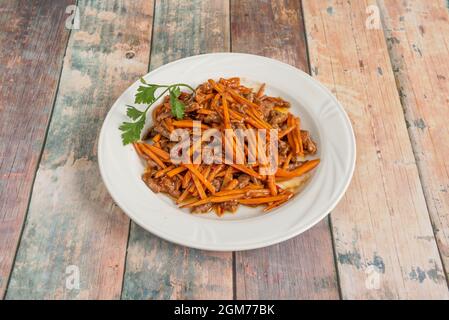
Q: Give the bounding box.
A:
[142,175,181,198]
[142,176,162,193]
[237,174,251,188]
[278,140,290,157]
[268,110,288,127]
[193,202,213,213]
[212,178,223,192]
[185,102,201,113]
[153,124,171,139]
[161,176,181,198]
[203,112,222,124]
[301,130,317,154]
[258,100,275,120]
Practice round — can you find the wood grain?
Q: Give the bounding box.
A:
[0,0,74,298]
[378,0,449,284]
[303,0,449,299]
[121,0,233,300]
[5,0,154,299]
[231,0,340,300]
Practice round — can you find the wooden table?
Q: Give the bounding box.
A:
[1,0,449,300]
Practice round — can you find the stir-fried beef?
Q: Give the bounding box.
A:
[301,130,317,154]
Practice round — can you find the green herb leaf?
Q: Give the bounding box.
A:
[169,86,185,119]
[120,81,194,145]
[126,105,144,120]
[135,85,158,104]
[119,114,146,145]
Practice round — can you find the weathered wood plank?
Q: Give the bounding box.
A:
[303,0,449,299]
[5,0,154,299]
[378,0,449,283]
[0,0,74,298]
[231,0,340,300]
[122,0,232,300]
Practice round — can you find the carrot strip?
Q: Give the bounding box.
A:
[256,83,265,98]
[222,166,233,188]
[184,164,216,194]
[295,117,304,155]
[279,125,296,139]
[230,163,265,180]
[263,193,293,212]
[214,185,264,197]
[177,186,192,204]
[283,152,293,169]
[208,79,224,93]
[139,143,166,168]
[222,93,231,129]
[245,189,271,197]
[141,143,170,160]
[228,108,244,121]
[182,194,245,208]
[215,205,224,216]
[152,133,161,143]
[178,197,200,207]
[223,179,239,191]
[197,93,214,104]
[267,175,278,196]
[238,194,291,205]
[208,164,225,181]
[133,142,146,158]
[275,159,320,178]
[191,173,207,200]
[164,118,174,132]
[154,165,175,178]
[182,171,192,188]
[167,166,187,178]
[227,88,260,111]
[197,109,214,115]
[172,120,209,130]
[286,115,296,154]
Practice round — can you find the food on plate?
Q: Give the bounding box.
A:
[121,77,319,215]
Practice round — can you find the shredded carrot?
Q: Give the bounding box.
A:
[222,92,231,129]
[152,133,161,143]
[279,125,296,139]
[223,179,239,191]
[267,175,278,196]
[256,83,266,98]
[164,118,174,132]
[154,165,175,178]
[263,192,293,212]
[191,173,207,200]
[167,166,187,177]
[139,143,166,168]
[230,163,265,180]
[172,120,209,130]
[182,193,245,208]
[184,164,216,194]
[275,159,320,178]
[283,152,293,169]
[197,108,214,115]
[133,77,320,216]
[238,194,291,205]
[141,143,170,160]
[295,117,304,156]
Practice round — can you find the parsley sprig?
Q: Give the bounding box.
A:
[119,78,195,145]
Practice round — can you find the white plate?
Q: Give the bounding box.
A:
[98,53,356,251]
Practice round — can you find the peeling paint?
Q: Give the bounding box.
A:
[337,251,362,269]
[413,118,426,130]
